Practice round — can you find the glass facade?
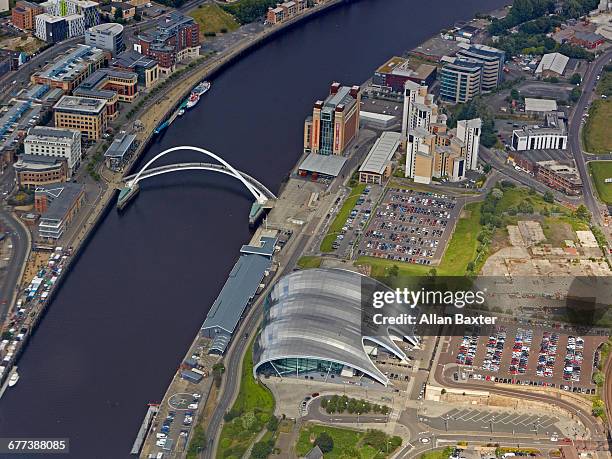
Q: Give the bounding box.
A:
[258,358,344,377]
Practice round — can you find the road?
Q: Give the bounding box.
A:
[567,49,612,226]
[434,364,606,441]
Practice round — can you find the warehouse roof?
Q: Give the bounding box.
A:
[298,153,347,177]
[535,53,569,75]
[525,98,557,113]
[359,131,401,176]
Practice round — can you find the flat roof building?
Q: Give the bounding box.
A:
[53,95,107,141]
[85,23,124,56]
[372,56,437,93]
[14,154,69,189]
[24,126,81,175]
[359,131,401,185]
[35,183,85,239]
[524,98,558,113]
[304,82,360,155]
[535,160,582,196]
[455,42,505,92]
[439,56,482,104]
[253,269,419,386]
[12,1,44,31]
[32,45,106,92]
[511,113,567,151]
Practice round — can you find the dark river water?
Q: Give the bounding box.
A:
[0,0,507,456]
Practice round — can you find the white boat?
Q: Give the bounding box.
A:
[8,371,19,387]
[185,92,200,109]
[193,81,211,96]
[178,109,185,116]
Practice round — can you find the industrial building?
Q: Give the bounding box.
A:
[303,82,360,155]
[524,98,558,114]
[111,50,159,88]
[32,45,106,92]
[53,96,107,141]
[297,153,347,179]
[200,235,277,355]
[511,113,567,151]
[403,81,481,184]
[85,23,125,55]
[136,12,200,74]
[372,56,437,93]
[535,53,569,77]
[35,183,85,240]
[535,160,582,195]
[253,269,419,386]
[23,126,81,175]
[358,131,401,184]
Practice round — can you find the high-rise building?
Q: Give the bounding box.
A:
[402,82,481,184]
[11,1,44,30]
[439,57,482,104]
[35,13,69,43]
[136,12,200,74]
[456,118,481,170]
[455,43,505,91]
[303,82,360,155]
[40,0,99,27]
[85,23,124,55]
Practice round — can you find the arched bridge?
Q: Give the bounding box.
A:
[118,146,276,210]
[123,162,276,201]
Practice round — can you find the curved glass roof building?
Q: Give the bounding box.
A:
[253,268,419,386]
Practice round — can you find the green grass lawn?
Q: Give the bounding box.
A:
[356,201,482,278]
[589,161,612,205]
[419,447,454,459]
[189,3,239,36]
[297,256,322,269]
[320,184,366,252]
[295,425,397,459]
[583,100,612,153]
[216,343,275,458]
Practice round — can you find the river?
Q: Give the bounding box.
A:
[0,0,507,456]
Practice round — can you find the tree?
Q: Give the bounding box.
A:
[388,264,399,277]
[543,191,554,203]
[428,268,437,278]
[266,415,279,431]
[467,261,476,272]
[483,163,492,174]
[593,371,605,387]
[114,6,123,20]
[213,362,225,388]
[251,440,273,458]
[510,88,520,100]
[570,87,582,103]
[315,432,334,453]
[575,204,591,221]
[570,73,582,85]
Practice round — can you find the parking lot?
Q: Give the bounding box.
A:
[419,408,561,436]
[357,187,461,265]
[153,392,202,452]
[442,325,607,393]
[329,184,384,257]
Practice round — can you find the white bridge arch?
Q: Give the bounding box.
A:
[125,146,275,203]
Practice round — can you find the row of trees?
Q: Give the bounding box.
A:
[320,395,390,415]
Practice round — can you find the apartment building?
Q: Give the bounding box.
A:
[266,0,306,24]
[402,81,481,184]
[53,96,107,141]
[35,183,85,240]
[32,45,106,92]
[12,1,44,30]
[303,82,360,155]
[136,12,200,74]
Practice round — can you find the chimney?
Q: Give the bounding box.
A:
[349,85,360,98]
[330,82,340,94]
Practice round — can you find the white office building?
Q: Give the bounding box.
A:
[511,113,567,151]
[24,126,82,175]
